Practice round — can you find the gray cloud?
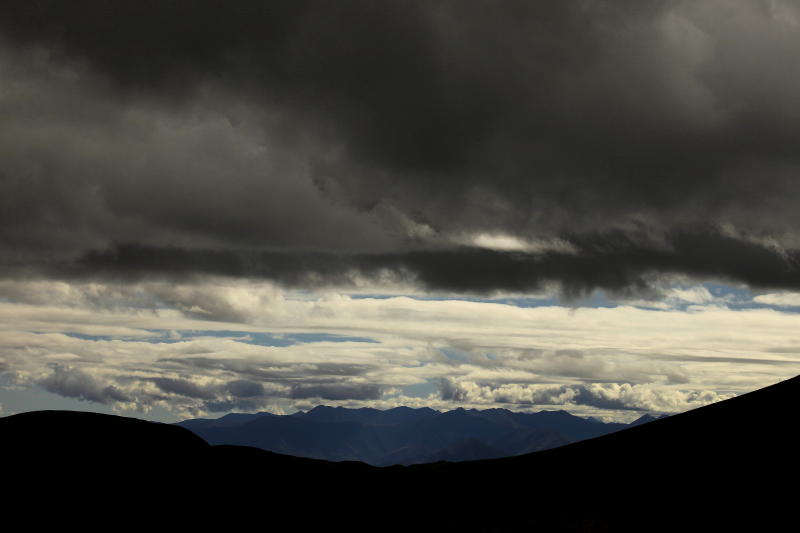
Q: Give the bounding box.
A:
[158,357,375,382]
[570,386,640,411]
[289,383,383,401]
[35,366,289,414]
[151,377,268,402]
[39,365,131,404]
[1,1,800,295]
[438,377,734,413]
[150,377,218,400]
[225,379,266,398]
[438,377,467,402]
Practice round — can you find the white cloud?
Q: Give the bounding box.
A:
[453,232,578,254]
[753,292,800,307]
[669,286,715,305]
[437,378,734,414]
[1,278,799,420]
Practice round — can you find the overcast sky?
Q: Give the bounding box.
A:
[2,1,800,421]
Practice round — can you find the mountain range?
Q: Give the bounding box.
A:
[3,376,798,531]
[177,405,660,465]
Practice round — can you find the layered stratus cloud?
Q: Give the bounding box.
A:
[1,279,798,421]
[2,2,800,419]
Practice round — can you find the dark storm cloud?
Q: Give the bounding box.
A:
[59,229,800,297]
[2,1,800,294]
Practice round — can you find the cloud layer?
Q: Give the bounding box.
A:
[1,1,800,295]
[1,278,798,420]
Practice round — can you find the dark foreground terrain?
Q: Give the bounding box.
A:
[3,377,798,532]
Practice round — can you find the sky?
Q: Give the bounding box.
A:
[1,1,800,422]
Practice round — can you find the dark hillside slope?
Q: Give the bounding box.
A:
[407,375,800,530]
[3,376,798,531]
[1,410,381,529]
[2,409,209,460]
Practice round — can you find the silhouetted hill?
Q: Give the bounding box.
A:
[3,376,798,531]
[423,437,506,463]
[2,409,209,461]
[177,405,635,465]
[1,409,379,530]
[408,375,800,531]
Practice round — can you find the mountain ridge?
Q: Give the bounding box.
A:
[176,404,641,465]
